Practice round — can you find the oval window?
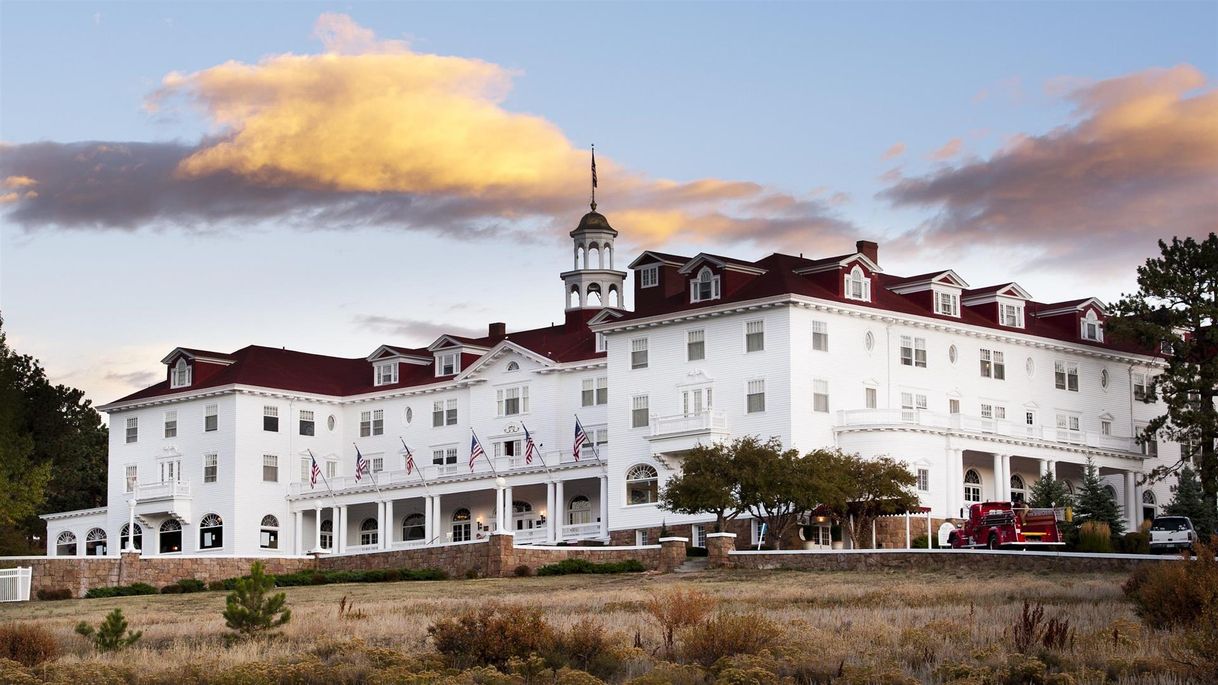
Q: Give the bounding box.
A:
[864,331,875,352]
[327,415,336,431]
[948,345,958,364]
[1025,357,1035,377]
[404,406,413,424]
[1100,368,1110,390]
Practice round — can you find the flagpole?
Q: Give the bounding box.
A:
[354,442,385,501]
[522,422,553,478]
[590,144,597,211]
[399,437,431,496]
[308,449,342,551]
[471,428,500,477]
[575,414,604,465]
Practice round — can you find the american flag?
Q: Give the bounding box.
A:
[523,424,537,465]
[591,147,598,189]
[404,445,415,475]
[469,432,485,472]
[309,453,321,489]
[354,445,369,482]
[573,417,588,461]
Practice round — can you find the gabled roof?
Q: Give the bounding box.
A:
[588,308,626,325]
[160,347,236,365]
[366,345,430,363]
[628,250,690,269]
[1035,297,1107,318]
[677,252,768,276]
[456,340,557,380]
[887,270,970,293]
[963,283,1034,302]
[792,252,882,275]
[427,335,491,353]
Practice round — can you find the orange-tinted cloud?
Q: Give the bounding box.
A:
[882,143,905,160]
[3,14,855,253]
[884,65,1218,271]
[929,138,963,161]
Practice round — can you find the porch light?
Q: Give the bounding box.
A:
[813,515,829,525]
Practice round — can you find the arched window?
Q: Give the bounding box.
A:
[1063,480,1075,495]
[452,508,472,542]
[359,518,379,546]
[626,464,659,505]
[260,515,279,550]
[199,513,223,550]
[1081,310,1103,342]
[159,519,182,554]
[691,267,720,303]
[1142,490,1157,523]
[568,495,592,525]
[569,285,581,309]
[55,531,78,556]
[576,246,585,270]
[845,266,871,302]
[320,519,333,550]
[403,513,426,541]
[588,243,601,269]
[1009,474,1026,503]
[586,283,603,307]
[513,501,532,514]
[120,523,142,551]
[1103,485,1117,500]
[171,358,191,388]
[608,284,620,308]
[964,469,982,503]
[506,361,519,372]
[85,528,108,556]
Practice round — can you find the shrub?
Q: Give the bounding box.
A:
[551,617,615,676]
[207,580,226,592]
[1123,541,1218,629]
[428,604,556,669]
[84,582,157,599]
[75,608,142,653]
[223,561,291,641]
[176,578,207,593]
[1076,521,1112,553]
[536,558,646,576]
[514,564,533,577]
[160,584,183,594]
[220,566,446,589]
[1010,600,1074,654]
[0,623,59,666]
[645,588,717,653]
[35,588,71,601]
[679,612,774,667]
[1117,531,1150,555]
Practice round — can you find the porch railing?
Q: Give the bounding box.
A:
[836,409,1140,453]
[513,528,548,544]
[561,522,602,539]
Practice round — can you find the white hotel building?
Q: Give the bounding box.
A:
[41,207,1180,557]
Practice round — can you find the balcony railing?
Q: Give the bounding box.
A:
[391,539,427,550]
[289,449,596,497]
[836,409,1141,453]
[561,522,603,539]
[135,481,191,500]
[650,410,729,438]
[513,528,548,544]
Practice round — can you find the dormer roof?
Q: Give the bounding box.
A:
[963,283,1033,303]
[160,347,236,365]
[1035,297,1107,318]
[628,250,690,269]
[366,345,431,364]
[426,335,492,353]
[886,270,970,294]
[677,252,768,276]
[455,340,558,380]
[793,252,882,275]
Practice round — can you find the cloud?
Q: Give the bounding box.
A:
[883,65,1218,272]
[882,143,905,160]
[2,13,857,254]
[354,314,484,346]
[929,138,963,161]
[104,370,160,387]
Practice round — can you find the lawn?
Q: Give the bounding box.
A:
[0,567,1195,683]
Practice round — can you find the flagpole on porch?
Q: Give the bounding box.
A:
[308,449,343,552]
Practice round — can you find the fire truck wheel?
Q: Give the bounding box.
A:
[987,534,999,550]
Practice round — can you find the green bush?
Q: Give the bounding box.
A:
[84,582,157,599]
[536,559,646,576]
[176,578,207,593]
[159,584,183,594]
[1076,521,1113,553]
[75,608,142,653]
[223,561,291,641]
[35,588,71,601]
[911,534,936,549]
[231,566,447,588]
[0,623,59,667]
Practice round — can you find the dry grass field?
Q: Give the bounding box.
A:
[0,567,1203,684]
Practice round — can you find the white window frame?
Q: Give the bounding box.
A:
[934,289,960,317]
[125,464,137,492]
[745,320,765,352]
[359,409,385,437]
[375,361,398,386]
[812,379,829,413]
[1081,311,1104,342]
[1000,303,1025,328]
[299,409,315,436]
[170,358,191,388]
[639,265,659,288]
[687,329,705,361]
[844,265,871,302]
[262,454,279,482]
[690,267,721,303]
[581,377,608,407]
[865,386,877,409]
[497,386,530,416]
[917,468,930,492]
[163,411,177,438]
[1054,360,1079,392]
[746,379,766,414]
[436,352,458,376]
[1133,373,1148,401]
[631,338,649,369]
[203,453,218,483]
[900,336,927,368]
[811,320,829,352]
[432,399,458,427]
[979,349,1006,380]
[204,404,218,432]
[631,395,650,428]
[125,417,138,444]
[263,405,279,432]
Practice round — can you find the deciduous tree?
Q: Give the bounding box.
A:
[807,450,918,549]
[659,441,741,532]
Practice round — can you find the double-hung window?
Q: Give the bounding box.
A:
[687,329,705,361]
[935,291,960,317]
[262,454,278,482]
[746,380,766,413]
[844,266,871,301]
[691,267,720,302]
[436,352,458,376]
[900,336,927,367]
[900,392,927,420]
[639,265,659,288]
[631,396,650,428]
[125,417,138,444]
[1081,312,1104,342]
[917,468,930,492]
[203,454,218,483]
[1056,414,1081,432]
[170,359,191,388]
[125,465,138,492]
[745,320,765,352]
[163,411,177,438]
[1001,303,1024,328]
[1133,373,1148,401]
[497,386,529,416]
[299,410,315,436]
[631,338,649,369]
[811,320,829,351]
[375,362,398,386]
[865,386,877,409]
[360,409,384,437]
[1054,361,1079,391]
[432,447,458,466]
[979,350,1005,379]
[263,406,279,432]
[812,379,829,413]
[204,404,218,432]
[432,399,457,427]
[581,377,608,406]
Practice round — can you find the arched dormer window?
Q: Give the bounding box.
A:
[845,266,871,302]
[1081,310,1104,342]
[690,267,721,303]
[171,358,191,388]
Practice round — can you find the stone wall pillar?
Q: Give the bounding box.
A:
[657,536,688,573]
[487,533,515,577]
[705,532,737,569]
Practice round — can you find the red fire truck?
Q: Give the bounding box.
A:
[947,501,1066,550]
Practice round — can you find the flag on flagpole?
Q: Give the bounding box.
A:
[404,444,416,475]
[591,147,598,189]
[469,432,485,472]
[573,417,588,461]
[310,453,321,489]
[523,424,537,465]
[355,445,369,482]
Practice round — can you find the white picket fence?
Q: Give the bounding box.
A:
[0,567,32,602]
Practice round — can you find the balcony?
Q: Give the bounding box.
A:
[835,409,1142,454]
[646,410,730,454]
[288,449,598,497]
[132,480,192,524]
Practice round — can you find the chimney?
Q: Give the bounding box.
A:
[856,240,879,265]
[488,322,506,341]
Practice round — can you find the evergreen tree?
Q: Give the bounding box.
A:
[1073,458,1126,537]
[1164,466,1217,538]
[1028,473,1073,509]
[0,319,51,535]
[223,562,291,641]
[1108,234,1218,526]
[75,609,142,653]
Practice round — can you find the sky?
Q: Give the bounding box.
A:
[1,1,1216,412]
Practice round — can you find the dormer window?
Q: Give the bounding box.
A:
[170,358,191,388]
[934,290,960,317]
[374,361,398,386]
[1081,310,1104,342]
[690,267,721,303]
[1000,303,1024,328]
[436,352,458,376]
[844,266,871,302]
[639,265,659,288]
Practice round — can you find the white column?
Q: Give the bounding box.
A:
[384,499,394,549]
[337,505,347,553]
[904,511,911,549]
[1134,482,1145,527]
[546,482,556,543]
[1124,471,1137,530]
[423,496,433,543]
[1001,454,1011,501]
[554,480,565,542]
[432,494,442,544]
[504,485,514,533]
[599,475,609,539]
[494,483,505,534]
[293,511,302,554]
[126,499,137,553]
[992,453,1004,501]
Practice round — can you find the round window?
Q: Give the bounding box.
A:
[404,406,413,424]
[327,415,336,431]
[1100,368,1110,390]
[1025,357,1035,377]
[948,345,958,364]
[864,330,875,352]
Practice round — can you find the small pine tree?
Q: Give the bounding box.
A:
[222,561,291,641]
[1165,466,1217,539]
[1073,458,1126,537]
[75,608,142,652]
[1028,474,1073,509]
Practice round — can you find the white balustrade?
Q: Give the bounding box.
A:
[836,409,1140,453]
[561,522,602,539]
[650,410,728,438]
[512,528,548,544]
[135,481,191,500]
